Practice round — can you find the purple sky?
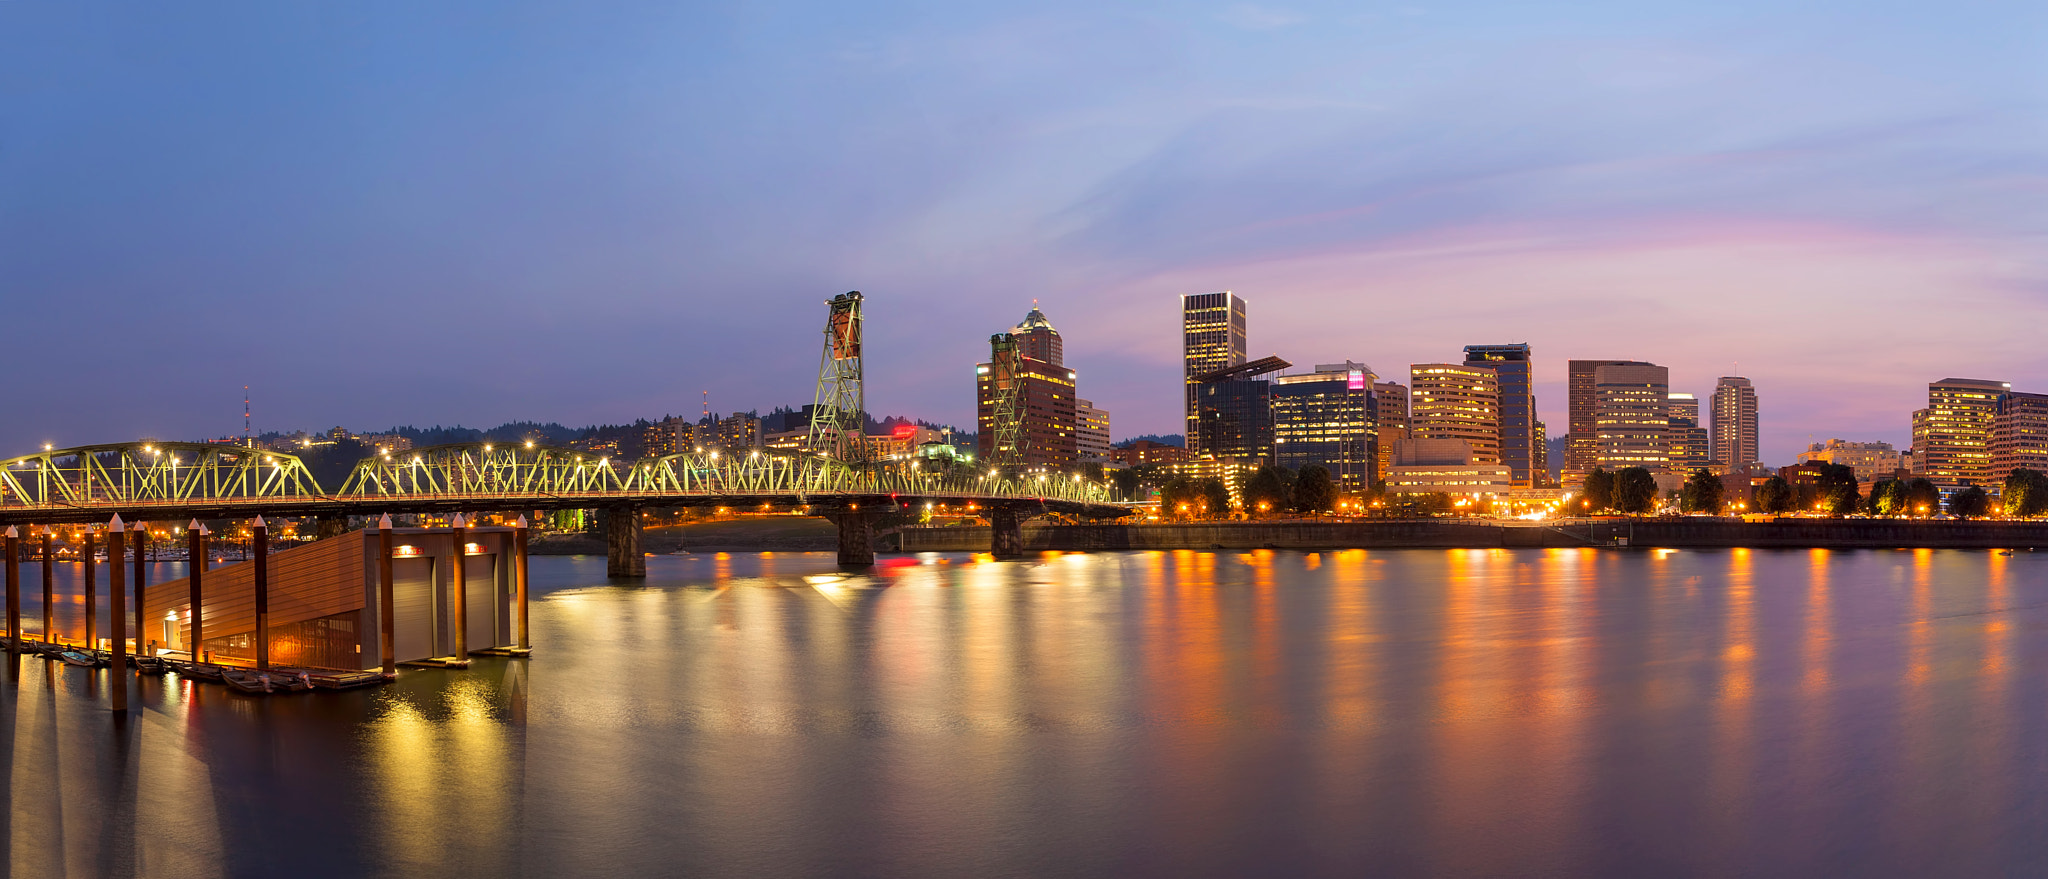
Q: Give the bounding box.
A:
[5,1,2045,464]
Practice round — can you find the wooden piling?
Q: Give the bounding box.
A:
[515,516,530,651]
[108,519,127,712]
[5,527,18,651]
[378,515,395,674]
[188,522,206,662]
[450,514,468,658]
[40,528,53,646]
[253,517,269,671]
[83,530,96,650]
[132,523,147,659]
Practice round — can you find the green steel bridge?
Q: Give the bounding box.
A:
[0,440,1117,526]
[0,292,1122,566]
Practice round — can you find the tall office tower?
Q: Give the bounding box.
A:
[1182,292,1248,454]
[976,307,1079,469]
[1665,392,1711,472]
[1568,360,1653,475]
[1532,421,1550,485]
[1192,356,1290,463]
[1013,303,1063,366]
[1709,377,1760,469]
[1914,378,2007,487]
[1463,344,1535,486]
[1593,363,1670,471]
[1374,381,1409,486]
[1409,363,1502,464]
[1075,399,1113,463]
[1992,392,2048,483]
[1272,362,1379,491]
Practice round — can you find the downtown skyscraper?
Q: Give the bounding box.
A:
[1709,376,1760,470]
[1182,292,1247,454]
[1464,344,1535,486]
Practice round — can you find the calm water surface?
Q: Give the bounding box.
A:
[4,548,2047,877]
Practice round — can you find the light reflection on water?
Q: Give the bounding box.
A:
[4,549,2048,877]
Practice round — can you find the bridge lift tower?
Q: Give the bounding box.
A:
[808,291,867,464]
[985,332,1024,470]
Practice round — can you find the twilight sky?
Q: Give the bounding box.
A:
[4,1,2045,464]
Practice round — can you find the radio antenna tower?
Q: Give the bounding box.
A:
[808,291,866,464]
[243,386,252,447]
[986,333,1023,468]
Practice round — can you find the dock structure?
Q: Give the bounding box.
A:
[142,522,533,673]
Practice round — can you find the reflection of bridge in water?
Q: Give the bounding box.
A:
[0,292,1126,570]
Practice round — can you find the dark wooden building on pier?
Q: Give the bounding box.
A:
[142,527,521,669]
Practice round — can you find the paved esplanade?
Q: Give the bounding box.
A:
[0,293,1124,569]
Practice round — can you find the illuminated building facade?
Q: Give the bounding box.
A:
[1567,359,1653,475]
[1409,363,1501,464]
[1594,363,1670,472]
[1271,362,1378,490]
[1797,439,1902,482]
[976,307,1079,469]
[1913,377,2007,487]
[1992,392,2048,483]
[1114,439,1192,467]
[1075,399,1113,462]
[1709,376,1759,469]
[1373,380,1408,487]
[1666,392,1711,473]
[1182,292,1248,455]
[1386,438,1513,497]
[1463,344,1535,486]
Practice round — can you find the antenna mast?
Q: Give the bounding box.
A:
[244,386,251,447]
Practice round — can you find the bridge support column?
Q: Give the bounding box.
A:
[833,511,876,567]
[990,507,1026,560]
[606,506,645,578]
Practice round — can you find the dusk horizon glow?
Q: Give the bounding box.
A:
[6,1,2045,464]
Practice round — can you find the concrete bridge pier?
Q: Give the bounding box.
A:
[990,507,1026,560]
[832,510,877,567]
[606,505,645,578]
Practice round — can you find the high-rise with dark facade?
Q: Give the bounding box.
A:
[1464,344,1535,486]
[1709,376,1760,470]
[1272,362,1379,490]
[1568,360,1653,477]
[1666,392,1711,473]
[1192,356,1290,464]
[1182,292,1247,454]
[976,306,1078,470]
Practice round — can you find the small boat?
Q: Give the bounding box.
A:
[58,650,105,668]
[131,655,169,675]
[169,660,225,682]
[220,668,276,694]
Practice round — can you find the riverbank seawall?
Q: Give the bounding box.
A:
[889,520,2048,552]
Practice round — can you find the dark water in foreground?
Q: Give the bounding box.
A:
[4,548,2048,877]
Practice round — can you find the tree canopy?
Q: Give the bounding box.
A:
[1679,468,1724,514]
[1949,485,1991,519]
[1755,475,1796,514]
[2004,469,2048,517]
[1613,467,1659,514]
[1293,465,1336,513]
[1581,468,1615,513]
[1242,465,1293,516]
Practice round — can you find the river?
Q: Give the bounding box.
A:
[3,548,2044,877]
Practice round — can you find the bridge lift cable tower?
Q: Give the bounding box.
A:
[986,332,1024,471]
[808,291,867,470]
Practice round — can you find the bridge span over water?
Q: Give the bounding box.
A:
[0,440,1126,569]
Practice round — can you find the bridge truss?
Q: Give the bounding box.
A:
[0,441,1116,525]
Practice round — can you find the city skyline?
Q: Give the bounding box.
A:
[7,2,2046,464]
